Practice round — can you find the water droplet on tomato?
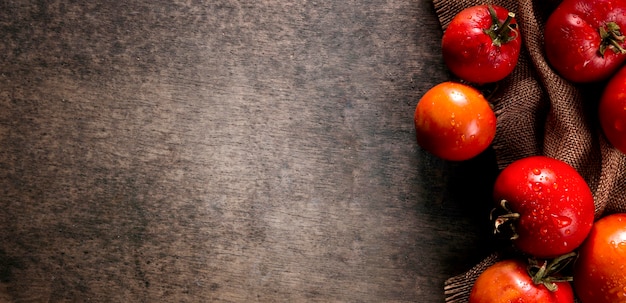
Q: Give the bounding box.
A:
[540,227,549,235]
[532,182,542,192]
[553,183,558,190]
[551,214,571,228]
[532,168,541,175]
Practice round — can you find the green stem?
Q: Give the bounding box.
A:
[491,200,520,240]
[599,22,626,56]
[483,6,518,47]
[528,252,577,292]
[495,12,516,38]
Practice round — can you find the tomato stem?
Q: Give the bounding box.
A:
[527,252,577,292]
[494,12,516,39]
[483,6,518,47]
[491,199,521,240]
[599,22,626,57]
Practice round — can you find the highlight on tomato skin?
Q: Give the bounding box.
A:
[413,81,496,161]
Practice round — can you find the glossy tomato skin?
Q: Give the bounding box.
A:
[414,82,496,161]
[442,5,521,84]
[492,156,595,259]
[544,0,626,83]
[574,213,626,303]
[599,64,626,154]
[469,259,574,303]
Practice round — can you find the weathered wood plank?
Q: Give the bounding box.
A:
[0,0,498,302]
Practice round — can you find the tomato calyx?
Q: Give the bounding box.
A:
[527,252,576,292]
[491,199,521,240]
[483,6,518,47]
[599,21,626,57]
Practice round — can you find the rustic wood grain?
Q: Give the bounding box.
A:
[0,0,499,302]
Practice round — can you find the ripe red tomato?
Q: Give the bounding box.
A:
[413,81,496,161]
[599,64,626,154]
[573,213,626,303]
[469,259,574,303]
[544,0,626,83]
[491,156,595,259]
[441,5,521,84]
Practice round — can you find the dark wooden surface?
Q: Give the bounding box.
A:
[0,1,500,302]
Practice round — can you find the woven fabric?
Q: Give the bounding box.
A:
[432,0,626,301]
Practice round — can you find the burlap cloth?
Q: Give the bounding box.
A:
[433,0,626,301]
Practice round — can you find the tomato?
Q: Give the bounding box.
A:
[599,64,626,154]
[413,81,496,161]
[441,5,521,84]
[573,213,626,303]
[544,0,626,83]
[491,156,595,259]
[469,259,574,303]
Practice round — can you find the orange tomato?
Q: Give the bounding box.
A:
[574,213,626,303]
[414,82,496,161]
[469,259,574,303]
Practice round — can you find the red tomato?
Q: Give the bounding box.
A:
[413,82,496,161]
[441,5,521,84]
[573,213,626,303]
[469,259,574,303]
[492,156,595,259]
[544,0,626,83]
[599,64,626,154]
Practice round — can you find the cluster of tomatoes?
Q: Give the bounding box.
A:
[414,1,626,302]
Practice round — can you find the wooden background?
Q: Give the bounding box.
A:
[0,0,500,302]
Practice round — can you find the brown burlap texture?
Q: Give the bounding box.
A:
[433,0,626,302]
